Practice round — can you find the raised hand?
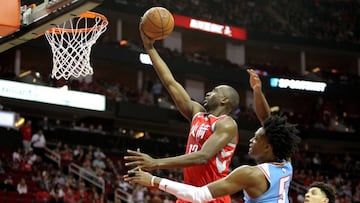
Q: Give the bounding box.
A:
[247,69,262,91]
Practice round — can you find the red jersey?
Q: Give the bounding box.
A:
[179,112,238,203]
[20,125,32,141]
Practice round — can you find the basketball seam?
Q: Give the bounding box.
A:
[146,10,163,29]
[143,7,173,39]
[157,8,165,38]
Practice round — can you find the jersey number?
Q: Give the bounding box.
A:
[278,176,290,203]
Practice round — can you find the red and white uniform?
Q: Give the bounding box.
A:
[178,112,238,203]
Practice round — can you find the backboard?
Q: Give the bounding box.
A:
[0,0,103,53]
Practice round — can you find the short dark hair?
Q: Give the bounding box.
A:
[263,115,301,160]
[310,182,336,203]
[221,85,239,111]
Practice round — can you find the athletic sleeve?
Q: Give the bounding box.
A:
[158,178,214,203]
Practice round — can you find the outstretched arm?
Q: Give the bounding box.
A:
[125,117,238,170]
[124,165,260,203]
[140,21,204,120]
[247,69,271,124]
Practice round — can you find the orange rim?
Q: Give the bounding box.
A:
[47,11,108,34]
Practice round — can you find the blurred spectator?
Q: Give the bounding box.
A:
[31,129,46,160]
[312,153,322,170]
[353,183,360,202]
[60,144,73,161]
[296,193,304,203]
[92,191,105,203]
[163,195,175,203]
[1,175,16,191]
[63,187,77,203]
[22,149,38,171]
[49,183,65,203]
[77,187,90,203]
[39,171,52,191]
[20,120,32,154]
[0,159,5,174]
[38,116,50,131]
[32,170,43,185]
[54,170,66,186]
[152,79,162,106]
[35,188,51,202]
[17,178,28,194]
[132,184,148,203]
[73,145,83,160]
[93,147,106,160]
[12,148,22,169]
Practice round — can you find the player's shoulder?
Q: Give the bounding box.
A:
[233,165,263,180]
[216,115,238,128]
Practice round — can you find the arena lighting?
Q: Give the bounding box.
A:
[0,79,106,111]
[270,78,327,92]
[139,53,152,65]
[14,116,25,128]
[133,132,145,139]
[173,14,247,40]
[0,110,16,128]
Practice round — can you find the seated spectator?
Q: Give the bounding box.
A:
[54,170,66,186]
[105,158,116,173]
[49,183,65,203]
[115,174,131,193]
[1,175,16,191]
[73,145,84,162]
[64,174,77,189]
[93,147,106,159]
[17,178,28,194]
[12,149,22,170]
[92,156,106,170]
[35,188,51,202]
[77,187,90,203]
[132,184,148,203]
[39,171,52,191]
[77,179,87,191]
[32,170,43,185]
[82,154,93,172]
[21,149,38,171]
[92,191,105,203]
[163,195,175,203]
[61,144,73,162]
[63,187,78,203]
[0,159,5,174]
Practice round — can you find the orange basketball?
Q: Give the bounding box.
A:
[141,7,174,40]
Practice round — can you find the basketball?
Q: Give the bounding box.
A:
[141,7,174,40]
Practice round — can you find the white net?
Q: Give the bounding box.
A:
[45,12,108,80]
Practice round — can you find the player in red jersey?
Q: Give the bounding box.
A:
[124,22,271,203]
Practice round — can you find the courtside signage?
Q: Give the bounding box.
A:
[270,78,327,92]
[173,14,247,40]
[0,79,106,111]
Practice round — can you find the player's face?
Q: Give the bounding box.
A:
[304,187,329,203]
[248,127,267,159]
[203,86,226,110]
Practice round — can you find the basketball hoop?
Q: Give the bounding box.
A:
[45,11,108,80]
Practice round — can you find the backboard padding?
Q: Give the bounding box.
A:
[0,0,103,53]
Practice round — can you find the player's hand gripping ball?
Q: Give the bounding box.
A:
[141,7,174,40]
